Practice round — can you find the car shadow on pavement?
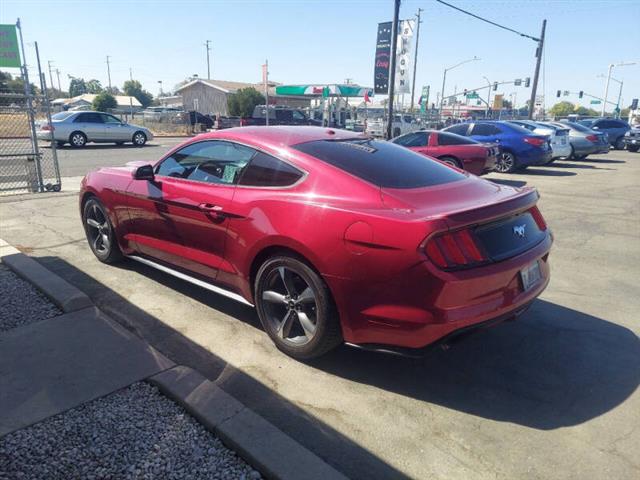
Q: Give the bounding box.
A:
[521,168,577,176]
[309,299,640,431]
[547,162,616,170]
[51,144,159,150]
[34,255,410,480]
[488,178,528,188]
[577,158,626,164]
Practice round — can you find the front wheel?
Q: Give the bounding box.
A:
[495,151,517,173]
[132,131,147,147]
[627,145,639,153]
[255,256,342,360]
[614,137,625,150]
[82,198,122,264]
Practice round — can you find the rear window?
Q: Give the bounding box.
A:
[563,121,593,133]
[438,132,478,145]
[293,139,464,189]
[52,112,74,121]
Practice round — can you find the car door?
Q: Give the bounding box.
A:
[125,140,254,280]
[101,113,130,142]
[73,112,105,141]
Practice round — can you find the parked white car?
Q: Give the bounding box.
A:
[366,114,420,138]
[508,120,572,161]
[36,111,153,147]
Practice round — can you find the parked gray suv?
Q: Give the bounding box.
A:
[37,111,153,147]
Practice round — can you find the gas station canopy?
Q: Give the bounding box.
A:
[275,84,374,98]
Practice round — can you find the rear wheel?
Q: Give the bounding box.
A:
[439,156,462,169]
[495,151,517,173]
[69,131,87,148]
[82,198,122,264]
[255,256,342,360]
[627,145,639,153]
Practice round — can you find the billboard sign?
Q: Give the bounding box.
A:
[395,19,415,94]
[0,24,21,68]
[374,22,392,94]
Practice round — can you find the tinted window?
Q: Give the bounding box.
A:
[239,152,303,187]
[445,124,469,135]
[393,132,429,147]
[52,112,74,121]
[471,123,501,136]
[101,114,121,124]
[292,110,306,121]
[509,121,536,131]
[75,113,103,123]
[156,141,253,185]
[293,139,464,189]
[438,132,478,145]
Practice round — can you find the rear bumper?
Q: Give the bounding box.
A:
[329,232,552,349]
[517,148,552,166]
[573,142,609,156]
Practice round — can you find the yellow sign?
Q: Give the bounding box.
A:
[493,94,504,110]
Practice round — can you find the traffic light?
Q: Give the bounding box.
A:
[493,82,498,91]
[556,90,561,98]
[463,89,468,96]
[524,77,530,88]
[514,78,522,86]
[579,91,584,99]
[631,98,638,110]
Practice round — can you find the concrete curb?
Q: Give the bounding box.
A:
[0,240,92,313]
[149,366,348,480]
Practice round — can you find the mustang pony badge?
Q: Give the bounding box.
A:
[513,224,526,238]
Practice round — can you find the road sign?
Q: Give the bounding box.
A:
[590,100,601,105]
[466,92,479,99]
[0,24,21,68]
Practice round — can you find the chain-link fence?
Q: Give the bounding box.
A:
[111,110,196,136]
[0,93,61,195]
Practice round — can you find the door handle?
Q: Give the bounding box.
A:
[199,203,224,213]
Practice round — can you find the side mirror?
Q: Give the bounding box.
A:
[133,164,155,181]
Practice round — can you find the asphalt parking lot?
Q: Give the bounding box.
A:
[0,147,638,479]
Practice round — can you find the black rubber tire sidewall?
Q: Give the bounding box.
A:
[628,145,639,152]
[497,151,517,173]
[82,198,123,264]
[254,256,342,360]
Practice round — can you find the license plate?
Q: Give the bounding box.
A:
[520,260,542,291]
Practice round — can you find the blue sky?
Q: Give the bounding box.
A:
[2,0,639,111]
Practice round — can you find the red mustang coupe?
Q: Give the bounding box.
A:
[80,127,551,359]
[392,129,498,175]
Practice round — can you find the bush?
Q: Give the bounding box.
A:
[123,80,154,108]
[228,87,265,117]
[92,92,117,111]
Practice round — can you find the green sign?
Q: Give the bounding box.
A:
[0,24,21,68]
[420,85,429,112]
[590,100,601,105]
[466,92,480,99]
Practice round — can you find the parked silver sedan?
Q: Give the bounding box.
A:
[37,111,153,147]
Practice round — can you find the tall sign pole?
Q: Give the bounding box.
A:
[205,40,212,79]
[527,19,546,119]
[106,55,112,91]
[386,0,401,140]
[263,60,269,126]
[409,8,423,113]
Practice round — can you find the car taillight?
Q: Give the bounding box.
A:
[585,134,598,143]
[523,136,545,147]
[529,205,547,231]
[425,229,487,269]
[42,124,54,131]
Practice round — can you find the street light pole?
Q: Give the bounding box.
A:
[616,80,623,118]
[106,55,112,91]
[205,40,211,79]
[409,8,423,113]
[439,56,480,120]
[527,19,546,119]
[602,61,637,117]
[482,76,491,118]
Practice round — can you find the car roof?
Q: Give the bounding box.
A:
[186,126,365,149]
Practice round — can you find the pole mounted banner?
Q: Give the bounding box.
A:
[374,22,392,94]
[0,24,21,68]
[395,19,415,94]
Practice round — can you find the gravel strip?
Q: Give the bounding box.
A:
[0,264,61,332]
[0,382,261,480]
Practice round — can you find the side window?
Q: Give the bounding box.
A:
[82,113,104,123]
[403,131,429,147]
[393,133,419,146]
[101,114,121,124]
[438,132,477,145]
[471,124,500,136]
[445,124,469,135]
[74,113,89,123]
[239,152,303,187]
[292,110,305,121]
[156,141,254,185]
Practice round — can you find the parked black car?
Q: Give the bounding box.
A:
[578,118,630,150]
[623,125,640,152]
[242,106,322,127]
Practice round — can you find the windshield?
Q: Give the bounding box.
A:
[293,139,464,189]
[563,121,594,133]
[52,112,74,121]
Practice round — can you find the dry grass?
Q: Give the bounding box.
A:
[0,112,31,137]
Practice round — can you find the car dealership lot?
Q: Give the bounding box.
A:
[0,149,638,479]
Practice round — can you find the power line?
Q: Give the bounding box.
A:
[435,0,539,41]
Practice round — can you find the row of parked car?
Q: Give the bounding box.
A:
[392,117,635,174]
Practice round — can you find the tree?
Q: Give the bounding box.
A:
[86,79,103,94]
[92,92,117,111]
[123,80,154,107]
[502,99,513,109]
[574,106,599,117]
[549,101,575,118]
[0,71,38,96]
[69,77,87,97]
[227,87,265,117]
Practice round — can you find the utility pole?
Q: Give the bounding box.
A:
[527,19,546,119]
[106,55,112,91]
[602,64,613,117]
[129,67,133,81]
[205,40,211,79]
[410,7,423,113]
[264,60,269,126]
[47,61,55,92]
[55,69,62,93]
[386,0,401,140]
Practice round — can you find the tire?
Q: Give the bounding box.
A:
[614,137,625,150]
[132,131,147,147]
[56,141,65,148]
[69,131,87,148]
[82,197,123,264]
[254,255,342,360]
[393,127,401,138]
[574,154,588,160]
[627,145,639,153]
[439,156,462,169]
[495,151,517,173]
